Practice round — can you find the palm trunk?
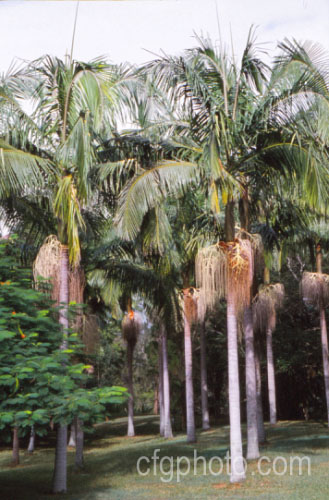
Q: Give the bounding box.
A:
[200,321,210,430]
[68,422,76,447]
[244,306,259,459]
[127,341,135,437]
[308,239,316,272]
[316,245,329,427]
[226,200,245,482]
[12,427,19,466]
[183,294,196,442]
[27,426,35,453]
[225,199,235,242]
[227,291,245,482]
[153,383,159,415]
[240,188,259,456]
[255,341,266,443]
[161,324,173,438]
[158,336,165,436]
[74,418,84,470]
[52,425,68,494]
[52,245,69,494]
[266,318,277,425]
[320,308,329,427]
[59,245,69,347]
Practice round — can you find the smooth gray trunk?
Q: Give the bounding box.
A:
[227,292,245,482]
[161,324,173,438]
[266,320,277,425]
[244,306,259,459]
[158,335,165,436]
[200,322,210,430]
[27,426,35,453]
[52,245,69,494]
[52,425,68,494]
[320,308,329,427]
[153,383,159,415]
[183,295,196,442]
[316,246,329,427]
[68,423,76,447]
[12,426,19,466]
[255,343,266,443]
[74,418,84,470]
[127,341,135,437]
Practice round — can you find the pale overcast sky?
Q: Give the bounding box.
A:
[0,0,328,72]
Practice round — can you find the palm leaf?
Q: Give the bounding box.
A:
[115,160,198,240]
[53,175,85,265]
[0,139,52,197]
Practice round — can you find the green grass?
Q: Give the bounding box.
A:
[1,418,329,499]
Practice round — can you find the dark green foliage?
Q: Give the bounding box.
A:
[0,239,128,443]
[273,268,328,421]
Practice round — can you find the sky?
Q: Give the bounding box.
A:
[0,0,328,73]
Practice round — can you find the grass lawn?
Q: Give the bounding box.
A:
[0,417,329,499]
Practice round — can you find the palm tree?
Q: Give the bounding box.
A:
[253,272,285,426]
[87,218,178,439]
[199,319,210,430]
[254,338,266,444]
[196,238,253,480]
[110,31,328,482]
[238,193,261,459]
[160,322,174,438]
[158,329,165,435]
[13,54,130,494]
[182,287,197,442]
[114,31,263,480]
[301,243,329,426]
[122,301,142,437]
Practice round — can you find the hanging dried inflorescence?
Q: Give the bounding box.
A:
[33,235,85,310]
[253,283,285,333]
[301,272,329,308]
[196,239,253,318]
[236,229,264,277]
[122,310,142,349]
[196,242,227,320]
[33,235,62,303]
[227,238,253,309]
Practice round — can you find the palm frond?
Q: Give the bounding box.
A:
[53,175,85,265]
[115,160,198,240]
[0,139,52,197]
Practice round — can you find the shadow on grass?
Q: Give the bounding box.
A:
[1,418,329,499]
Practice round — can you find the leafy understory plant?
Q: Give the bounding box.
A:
[0,239,128,479]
